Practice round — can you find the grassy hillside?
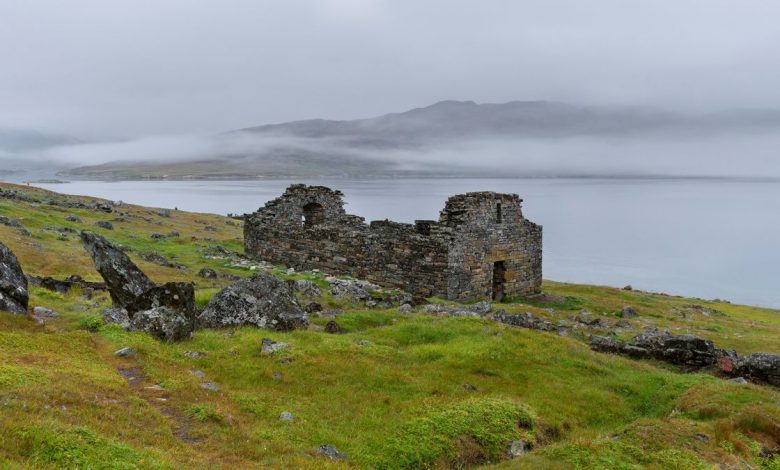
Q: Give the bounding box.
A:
[0,182,778,469]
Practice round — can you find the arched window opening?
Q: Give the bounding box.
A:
[302,202,325,227]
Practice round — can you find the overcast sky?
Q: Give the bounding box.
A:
[2,0,780,139]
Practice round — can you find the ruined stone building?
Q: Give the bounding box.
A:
[244,184,542,301]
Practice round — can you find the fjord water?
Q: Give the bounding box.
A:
[38,178,780,308]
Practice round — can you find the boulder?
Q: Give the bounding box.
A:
[129,306,194,343]
[80,231,154,310]
[103,307,131,329]
[94,220,114,230]
[620,306,638,318]
[198,273,309,330]
[0,242,28,314]
[126,282,195,318]
[324,320,342,334]
[197,267,218,279]
[718,353,780,387]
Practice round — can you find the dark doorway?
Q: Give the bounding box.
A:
[492,261,506,301]
[302,202,324,227]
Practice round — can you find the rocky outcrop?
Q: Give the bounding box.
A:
[81,231,195,341]
[0,242,28,314]
[591,331,721,367]
[81,231,155,310]
[718,353,780,387]
[198,273,309,330]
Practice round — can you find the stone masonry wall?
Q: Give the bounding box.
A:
[439,193,543,300]
[244,184,542,301]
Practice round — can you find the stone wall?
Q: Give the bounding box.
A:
[244,184,542,301]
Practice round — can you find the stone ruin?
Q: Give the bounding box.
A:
[244,184,543,301]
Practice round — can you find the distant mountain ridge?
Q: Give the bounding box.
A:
[60,100,780,180]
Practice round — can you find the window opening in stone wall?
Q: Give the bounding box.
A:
[492,261,506,301]
[496,202,502,224]
[302,202,324,227]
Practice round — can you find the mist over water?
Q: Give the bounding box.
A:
[38,178,780,308]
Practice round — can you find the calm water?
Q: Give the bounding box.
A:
[37,178,780,309]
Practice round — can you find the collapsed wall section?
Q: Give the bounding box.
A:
[244,185,449,298]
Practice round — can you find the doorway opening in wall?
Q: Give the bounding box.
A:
[492,261,506,301]
[302,202,324,227]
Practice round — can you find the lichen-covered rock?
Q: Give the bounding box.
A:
[127,282,195,317]
[719,353,780,387]
[80,231,154,310]
[103,307,131,329]
[493,311,559,332]
[130,306,195,343]
[0,241,28,314]
[94,220,114,230]
[197,267,217,279]
[620,306,638,318]
[292,279,322,298]
[198,273,308,330]
[591,331,721,367]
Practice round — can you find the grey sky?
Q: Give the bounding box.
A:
[2,0,780,139]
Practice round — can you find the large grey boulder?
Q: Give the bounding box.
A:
[81,232,195,341]
[80,231,154,310]
[130,306,194,343]
[198,273,309,330]
[0,242,28,314]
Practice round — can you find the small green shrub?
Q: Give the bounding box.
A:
[185,404,220,422]
[78,313,104,332]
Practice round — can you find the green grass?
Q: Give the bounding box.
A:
[0,182,779,469]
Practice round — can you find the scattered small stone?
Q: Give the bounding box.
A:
[200,382,219,391]
[272,371,283,380]
[399,303,412,313]
[462,383,478,391]
[357,339,371,346]
[694,433,709,442]
[183,351,207,359]
[623,285,633,291]
[279,411,294,421]
[728,377,748,384]
[145,384,165,391]
[324,320,343,334]
[114,347,134,357]
[261,338,291,355]
[94,220,114,230]
[190,369,206,378]
[507,440,533,458]
[316,444,346,460]
[304,302,323,313]
[65,215,81,222]
[32,306,58,317]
